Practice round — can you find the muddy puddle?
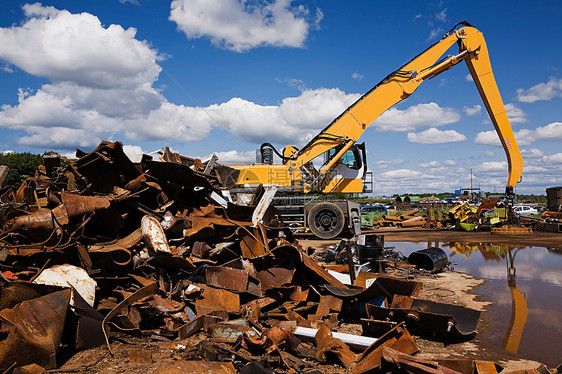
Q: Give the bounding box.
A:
[390,241,562,367]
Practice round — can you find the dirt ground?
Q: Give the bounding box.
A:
[51,229,560,373]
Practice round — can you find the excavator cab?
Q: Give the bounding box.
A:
[320,143,369,193]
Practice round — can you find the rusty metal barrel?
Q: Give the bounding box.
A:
[357,234,384,263]
[407,247,448,273]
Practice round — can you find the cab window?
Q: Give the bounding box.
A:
[326,146,362,170]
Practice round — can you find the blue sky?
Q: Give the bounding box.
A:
[1,1,561,196]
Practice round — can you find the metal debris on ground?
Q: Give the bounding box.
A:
[0,141,552,372]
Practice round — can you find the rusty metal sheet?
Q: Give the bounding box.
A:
[0,289,71,371]
[366,298,481,336]
[238,226,267,259]
[71,289,105,350]
[192,241,212,258]
[148,295,184,313]
[301,251,348,289]
[102,282,159,353]
[177,315,223,340]
[353,323,418,374]
[194,284,240,316]
[255,267,295,290]
[6,206,68,231]
[206,265,249,292]
[141,215,171,254]
[289,286,309,302]
[12,363,46,374]
[154,360,236,374]
[60,192,111,217]
[315,325,356,369]
[208,323,258,343]
[241,297,276,321]
[0,281,65,311]
[379,346,461,374]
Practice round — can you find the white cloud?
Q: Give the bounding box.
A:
[535,122,562,140]
[373,102,460,132]
[475,121,562,148]
[435,9,447,22]
[375,159,404,169]
[169,0,316,52]
[381,169,423,179]
[521,148,544,158]
[420,161,439,167]
[463,105,481,116]
[211,150,256,163]
[541,153,562,164]
[352,73,364,80]
[516,78,562,103]
[465,74,473,82]
[444,159,456,166]
[0,4,161,88]
[427,28,443,41]
[407,128,466,144]
[505,103,527,123]
[476,161,507,172]
[278,89,360,129]
[0,5,360,149]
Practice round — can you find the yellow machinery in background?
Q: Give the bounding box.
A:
[230,21,524,239]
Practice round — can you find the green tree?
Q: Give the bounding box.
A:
[0,152,44,187]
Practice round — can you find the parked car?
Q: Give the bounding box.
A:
[361,205,387,214]
[513,205,538,216]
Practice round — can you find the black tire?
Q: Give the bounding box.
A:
[307,202,345,239]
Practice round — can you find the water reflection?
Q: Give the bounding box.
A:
[446,243,528,354]
[389,241,562,366]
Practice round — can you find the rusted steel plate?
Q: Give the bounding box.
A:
[194,284,240,315]
[238,226,267,259]
[154,360,236,374]
[177,314,223,340]
[315,325,356,369]
[206,266,249,292]
[6,206,68,231]
[301,252,348,289]
[208,323,258,343]
[60,192,110,217]
[0,282,64,311]
[102,282,159,353]
[255,267,295,290]
[89,229,142,252]
[0,289,71,370]
[366,298,481,336]
[380,346,462,374]
[353,323,418,374]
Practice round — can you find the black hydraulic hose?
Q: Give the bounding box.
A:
[260,143,299,164]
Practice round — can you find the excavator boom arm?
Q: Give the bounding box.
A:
[293,23,523,193]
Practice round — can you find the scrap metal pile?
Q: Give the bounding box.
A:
[0,142,549,373]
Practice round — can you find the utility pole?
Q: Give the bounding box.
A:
[470,168,474,200]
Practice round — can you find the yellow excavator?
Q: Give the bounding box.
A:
[230,21,524,239]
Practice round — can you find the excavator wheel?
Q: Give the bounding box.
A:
[307,202,345,239]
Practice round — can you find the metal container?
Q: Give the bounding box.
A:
[408,247,448,273]
[357,234,384,263]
